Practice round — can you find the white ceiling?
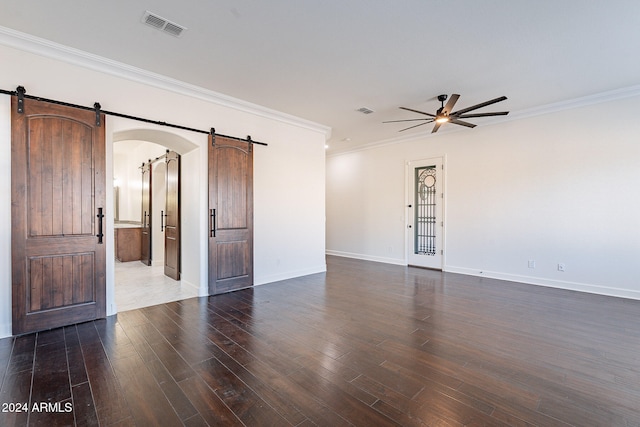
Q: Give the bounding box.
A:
[2,1,640,153]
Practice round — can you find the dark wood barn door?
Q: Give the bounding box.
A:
[140,161,152,266]
[208,135,253,294]
[11,98,106,335]
[164,151,180,280]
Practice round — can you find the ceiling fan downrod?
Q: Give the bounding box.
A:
[436,94,449,122]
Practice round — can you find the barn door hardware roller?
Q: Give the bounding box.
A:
[16,86,25,113]
[94,102,102,127]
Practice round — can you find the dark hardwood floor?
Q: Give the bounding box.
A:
[2,255,640,426]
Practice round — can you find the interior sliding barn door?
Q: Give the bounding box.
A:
[141,161,152,266]
[208,135,253,294]
[11,97,106,335]
[164,151,180,280]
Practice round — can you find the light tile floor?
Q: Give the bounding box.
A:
[115,260,200,312]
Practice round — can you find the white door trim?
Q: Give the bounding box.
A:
[405,156,446,269]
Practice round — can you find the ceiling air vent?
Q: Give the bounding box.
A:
[356,107,375,115]
[142,11,186,37]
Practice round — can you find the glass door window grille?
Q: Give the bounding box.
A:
[414,166,437,256]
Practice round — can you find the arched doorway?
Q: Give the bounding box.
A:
[111,128,200,312]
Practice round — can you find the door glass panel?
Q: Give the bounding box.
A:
[415,166,437,256]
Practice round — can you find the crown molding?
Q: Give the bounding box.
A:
[328,84,640,157]
[505,84,640,122]
[0,26,331,138]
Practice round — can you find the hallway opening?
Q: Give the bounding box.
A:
[111,127,201,312]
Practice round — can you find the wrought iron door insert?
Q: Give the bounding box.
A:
[414,166,437,256]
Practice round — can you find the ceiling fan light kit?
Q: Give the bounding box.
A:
[384,93,509,133]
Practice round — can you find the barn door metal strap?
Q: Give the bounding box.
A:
[211,129,254,150]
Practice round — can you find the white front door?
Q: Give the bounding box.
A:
[406,158,444,269]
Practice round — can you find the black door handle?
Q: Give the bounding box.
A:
[210,208,216,237]
[97,207,104,244]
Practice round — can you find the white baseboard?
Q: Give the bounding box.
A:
[325,250,406,266]
[0,322,10,339]
[255,264,327,286]
[443,265,640,301]
[180,279,200,292]
[325,251,640,301]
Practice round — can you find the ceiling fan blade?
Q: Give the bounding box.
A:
[449,118,477,128]
[442,94,460,115]
[399,120,434,132]
[431,122,443,133]
[451,96,507,116]
[383,118,431,123]
[399,107,436,117]
[456,111,509,119]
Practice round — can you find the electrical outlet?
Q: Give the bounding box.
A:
[558,263,566,272]
[528,260,536,269]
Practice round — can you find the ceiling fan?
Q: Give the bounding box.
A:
[384,94,509,133]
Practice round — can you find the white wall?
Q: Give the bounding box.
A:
[0,95,11,337]
[180,148,202,291]
[151,160,166,265]
[327,95,640,300]
[0,39,328,337]
[253,123,327,284]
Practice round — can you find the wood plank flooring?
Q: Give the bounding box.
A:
[1,255,640,426]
